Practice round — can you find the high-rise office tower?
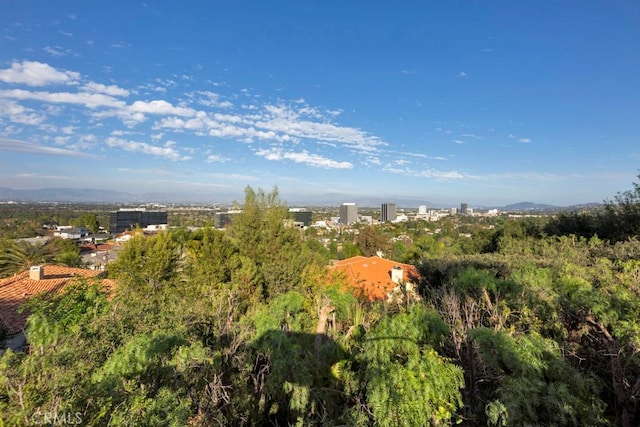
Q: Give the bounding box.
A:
[381,203,397,222]
[339,203,358,225]
[460,203,468,215]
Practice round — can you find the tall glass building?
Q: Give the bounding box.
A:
[109,209,168,233]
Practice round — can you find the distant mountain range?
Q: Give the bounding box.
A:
[501,201,558,211]
[499,201,603,212]
[0,187,601,211]
[0,187,229,204]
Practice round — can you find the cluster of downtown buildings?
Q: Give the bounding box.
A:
[213,201,496,230]
[59,202,496,239]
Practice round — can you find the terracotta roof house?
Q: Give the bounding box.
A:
[0,265,108,351]
[330,256,421,302]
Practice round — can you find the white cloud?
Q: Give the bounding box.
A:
[0,100,46,125]
[194,90,232,108]
[519,138,532,143]
[206,154,229,163]
[254,103,386,152]
[106,136,185,161]
[0,61,80,86]
[383,165,466,180]
[451,139,465,144]
[0,61,397,171]
[129,100,195,117]
[63,134,98,151]
[256,147,353,169]
[365,156,382,166]
[0,88,125,109]
[82,81,130,97]
[155,117,186,129]
[54,136,70,145]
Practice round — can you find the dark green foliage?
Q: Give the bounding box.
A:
[72,213,100,234]
[230,186,316,299]
[471,328,607,426]
[546,173,640,242]
[348,305,464,426]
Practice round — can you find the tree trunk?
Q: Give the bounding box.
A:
[315,296,335,360]
[586,315,636,427]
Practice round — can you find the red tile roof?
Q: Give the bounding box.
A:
[79,243,115,253]
[330,256,420,302]
[0,265,105,335]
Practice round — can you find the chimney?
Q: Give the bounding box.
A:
[391,266,403,284]
[29,265,44,280]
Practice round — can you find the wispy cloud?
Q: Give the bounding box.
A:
[519,138,532,143]
[1,60,401,169]
[461,133,484,140]
[256,147,353,169]
[0,137,100,158]
[206,154,229,163]
[383,165,466,180]
[0,88,126,109]
[82,82,130,97]
[0,100,47,125]
[43,46,75,57]
[397,151,447,160]
[16,172,73,180]
[106,137,188,161]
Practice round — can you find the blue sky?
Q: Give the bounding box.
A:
[1,1,638,206]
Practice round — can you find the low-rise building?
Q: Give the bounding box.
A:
[54,227,89,239]
[330,256,421,303]
[0,265,111,352]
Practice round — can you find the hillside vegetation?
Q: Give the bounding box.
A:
[1,180,640,426]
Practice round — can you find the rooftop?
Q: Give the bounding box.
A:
[0,265,107,336]
[330,256,419,302]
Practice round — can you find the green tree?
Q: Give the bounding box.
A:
[471,328,607,426]
[229,186,318,299]
[601,173,640,241]
[348,305,464,426]
[72,213,100,234]
[0,239,56,278]
[355,225,390,257]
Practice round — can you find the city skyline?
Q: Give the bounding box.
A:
[1,1,639,206]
